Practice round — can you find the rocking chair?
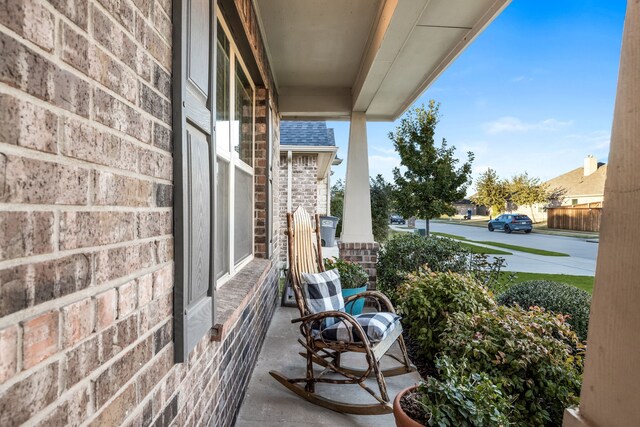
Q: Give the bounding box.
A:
[269,206,415,415]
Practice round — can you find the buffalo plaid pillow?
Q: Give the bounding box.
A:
[320,312,401,343]
[301,269,345,326]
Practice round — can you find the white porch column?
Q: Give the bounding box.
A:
[340,111,374,243]
[564,1,640,426]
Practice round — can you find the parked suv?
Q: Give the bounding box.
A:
[389,214,406,225]
[488,214,533,234]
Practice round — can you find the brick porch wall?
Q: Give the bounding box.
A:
[338,242,380,288]
[278,153,318,265]
[0,0,280,426]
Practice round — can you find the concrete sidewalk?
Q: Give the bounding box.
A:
[235,306,422,426]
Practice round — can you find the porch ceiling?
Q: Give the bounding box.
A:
[254,0,510,121]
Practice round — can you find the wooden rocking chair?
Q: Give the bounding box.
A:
[269,206,415,415]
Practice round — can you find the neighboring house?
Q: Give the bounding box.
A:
[278,121,340,265]
[517,155,607,221]
[452,199,488,217]
[0,1,521,426]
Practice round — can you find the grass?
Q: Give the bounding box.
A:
[472,241,570,257]
[458,241,512,255]
[432,231,570,256]
[510,272,595,293]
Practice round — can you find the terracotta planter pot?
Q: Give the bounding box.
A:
[393,385,425,427]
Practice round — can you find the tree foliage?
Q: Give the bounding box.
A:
[330,179,344,236]
[370,174,394,243]
[508,173,552,222]
[391,101,474,234]
[471,168,508,218]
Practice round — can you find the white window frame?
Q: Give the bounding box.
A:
[216,11,255,288]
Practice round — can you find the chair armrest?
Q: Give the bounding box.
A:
[292,310,369,344]
[343,290,396,314]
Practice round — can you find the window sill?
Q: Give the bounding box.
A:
[211,258,272,341]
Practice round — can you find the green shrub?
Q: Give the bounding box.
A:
[497,280,591,341]
[410,356,512,427]
[441,306,584,426]
[397,270,495,359]
[376,233,470,302]
[323,257,368,289]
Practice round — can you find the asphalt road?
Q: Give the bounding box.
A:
[394,221,598,275]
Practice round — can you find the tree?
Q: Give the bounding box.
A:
[370,174,394,242]
[471,168,508,218]
[508,173,552,223]
[391,101,474,235]
[330,179,344,236]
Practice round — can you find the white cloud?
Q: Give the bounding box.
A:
[511,75,532,83]
[483,117,573,135]
[372,146,397,155]
[368,155,401,181]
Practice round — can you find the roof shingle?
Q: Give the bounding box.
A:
[280,121,336,146]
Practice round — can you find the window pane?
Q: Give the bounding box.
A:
[234,167,253,264]
[215,159,229,280]
[216,25,230,152]
[234,59,253,166]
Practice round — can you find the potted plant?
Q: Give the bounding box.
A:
[324,257,368,314]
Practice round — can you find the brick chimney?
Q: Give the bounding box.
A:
[584,155,598,176]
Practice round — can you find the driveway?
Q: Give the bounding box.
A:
[392,221,598,276]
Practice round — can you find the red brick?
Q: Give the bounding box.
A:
[139,148,172,180]
[95,289,117,331]
[138,211,172,238]
[61,22,89,73]
[0,94,58,154]
[38,384,91,426]
[22,310,59,369]
[0,0,55,51]
[0,362,59,425]
[137,273,153,307]
[152,264,173,298]
[88,45,138,103]
[60,211,137,250]
[62,298,94,348]
[118,280,137,318]
[61,117,139,173]
[94,171,154,207]
[0,325,18,384]
[65,335,100,387]
[94,336,152,408]
[137,347,172,398]
[95,242,155,285]
[0,154,89,205]
[49,0,88,29]
[89,383,136,426]
[33,253,92,306]
[93,88,152,143]
[0,211,54,261]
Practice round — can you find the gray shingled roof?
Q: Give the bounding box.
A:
[280,121,335,146]
[545,163,607,196]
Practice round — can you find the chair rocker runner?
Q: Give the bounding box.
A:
[269,206,415,415]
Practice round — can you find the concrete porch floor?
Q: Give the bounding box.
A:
[235,306,422,426]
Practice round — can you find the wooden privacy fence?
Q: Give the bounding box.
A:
[547,206,603,232]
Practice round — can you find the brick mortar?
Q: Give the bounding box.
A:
[0,84,173,161]
[0,258,173,329]
[0,24,171,133]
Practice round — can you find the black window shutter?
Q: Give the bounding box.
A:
[172,0,217,362]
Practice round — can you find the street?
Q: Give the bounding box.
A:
[392,221,598,275]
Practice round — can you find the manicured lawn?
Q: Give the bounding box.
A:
[473,241,570,257]
[458,241,512,255]
[510,272,595,293]
[432,232,570,256]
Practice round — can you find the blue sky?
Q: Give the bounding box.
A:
[328,0,627,193]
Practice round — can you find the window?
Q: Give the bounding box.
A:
[215,16,255,286]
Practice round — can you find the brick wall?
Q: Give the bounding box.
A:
[0,0,281,426]
[338,242,380,288]
[317,176,328,216]
[278,153,318,265]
